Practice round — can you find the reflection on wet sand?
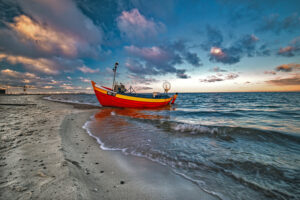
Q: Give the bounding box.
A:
[94,105,174,121]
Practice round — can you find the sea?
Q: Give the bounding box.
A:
[45,92,300,200]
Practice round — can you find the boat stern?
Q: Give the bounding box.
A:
[171,93,178,104]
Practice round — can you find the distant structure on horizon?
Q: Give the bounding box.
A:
[0,88,5,94]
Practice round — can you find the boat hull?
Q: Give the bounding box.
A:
[92,81,177,108]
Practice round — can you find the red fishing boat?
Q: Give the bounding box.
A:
[91,62,178,108]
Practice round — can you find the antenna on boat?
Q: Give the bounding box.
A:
[112,62,118,91]
[163,81,171,93]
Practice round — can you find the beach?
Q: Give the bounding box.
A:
[0,95,217,200]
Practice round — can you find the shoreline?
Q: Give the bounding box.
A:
[0,95,217,200]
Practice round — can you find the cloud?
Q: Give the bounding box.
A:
[124,41,201,78]
[266,75,300,86]
[1,69,38,79]
[211,66,227,72]
[257,13,300,34]
[127,74,157,85]
[176,69,190,79]
[226,73,239,80]
[78,66,100,73]
[8,15,78,57]
[42,85,54,89]
[0,53,83,74]
[125,45,173,68]
[208,34,261,64]
[79,77,91,83]
[59,83,82,90]
[199,75,224,83]
[185,52,201,67]
[0,54,58,74]
[275,63,300,72]
[209,47,240,64]
[117,8,165,41]
[264,70,277,75]
[0,68,64,88]
[199,72,239,83]
[201,25,223,51]
[0,0,103,59]
[135,86,153,91]
[125,58,159,75]
[277,37,300,57]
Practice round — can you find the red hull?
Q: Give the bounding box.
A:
[92,81,177,108]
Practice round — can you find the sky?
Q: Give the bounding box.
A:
[0,0,300,93]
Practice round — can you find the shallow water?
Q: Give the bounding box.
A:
[47,92,300,200]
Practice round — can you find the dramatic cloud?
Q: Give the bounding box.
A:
[0,0,105,90]
[125,41,200,78]
[199,73,239,83]
[0,53,83,74]
[0,68,65,88]
[275,63,300,72]
[209,46,240,64]
[208,34,261,64]
[117,8,165,41]
[257,13,300,34]
[277,37,300,57]
[125,58,159,75]
[1,69,38,80]
[125,45,173,67]
[8,15,78,57]
[78,66,100,73]
[0,0,102,59]
[266,75,300,86]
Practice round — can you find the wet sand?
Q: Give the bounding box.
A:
[0,95,217,200]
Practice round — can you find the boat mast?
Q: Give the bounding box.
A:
[112,62,118,91]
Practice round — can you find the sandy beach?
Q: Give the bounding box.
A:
[0,95,217,200]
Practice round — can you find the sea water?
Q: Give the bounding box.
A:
[46,92,300,200]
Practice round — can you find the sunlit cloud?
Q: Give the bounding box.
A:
[275,63,300,72]
[9,15,78,57]
[79,77,91,83]
[210,47,224,57]
[0,53,59,74]
[78,66,100,73]
[1,69,39,79]
[277,37,300,57]
[42,85,54,89]
[117,8,165,41]
[266,75,300,86]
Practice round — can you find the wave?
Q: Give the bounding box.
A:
[174,110,243,117]
[83,113,300,200]
[126,117,300,144]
